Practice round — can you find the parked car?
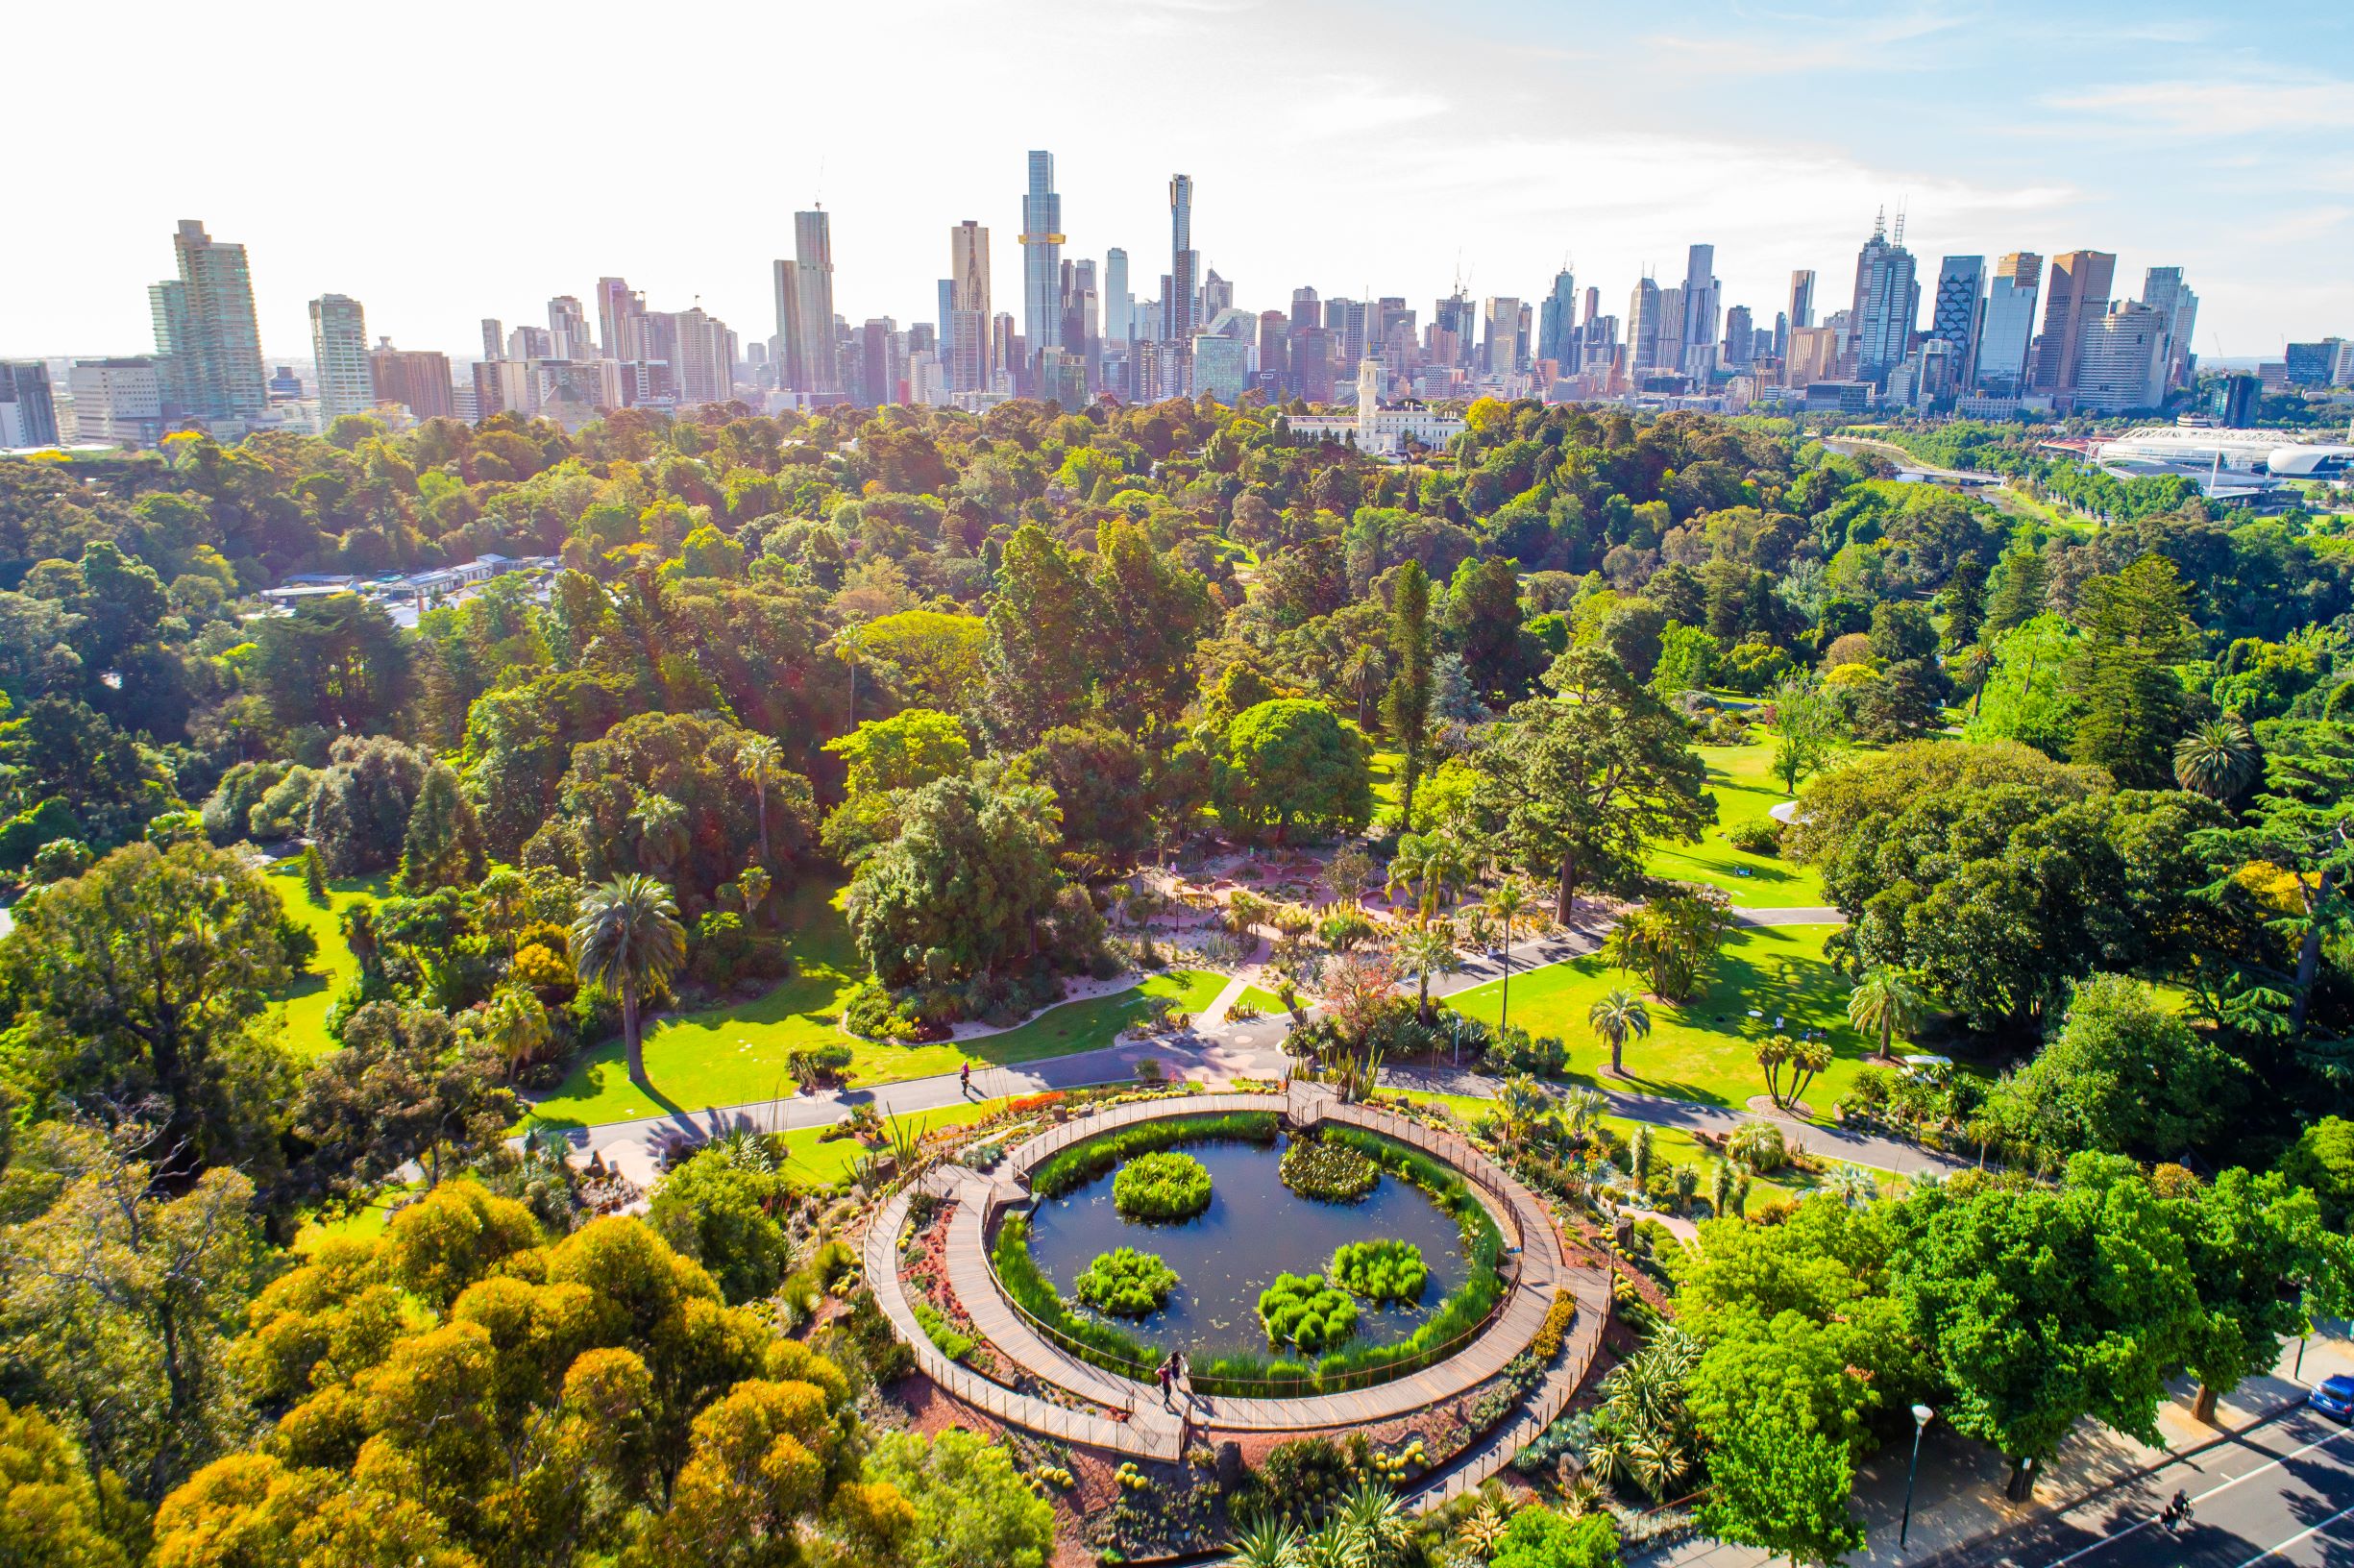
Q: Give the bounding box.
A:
[2309,1375,2354,1423]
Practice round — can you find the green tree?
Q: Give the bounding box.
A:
[1487,1506,1623,1568]
[569,875,688,1085]
[1486,880,1533,1033]
[396,762,486,894]
[249,594,414,734]
[1091,519,1215,734]
[1021,723,1152,869]
[1385,830,1469,925]
[1443,554,1537,704]
[2174,716,2261,802]
[292,1002,520,1194]
[1989,973,2244,1163]
[1588,989,1651,1079]
[1846,966,1928,1063]
[0,841,291,1178]
[0,1398,132,1568]
[1473,648,1713,922]
[2067,555,2197,790]
[2175,1168,2332,1422]
[1771,671,1842,796]
[1382,561,1434,829]
[846,772,1068,988]
[734,733,788,867]
[2279,1116,2354,1227]
[1652,624,1719,698]
[648,1146,792,1306]
[1395,925,1461,1023]
[981,525,1103,747]
[1214,699,1372,843]
[307,734,431,876]
[1696,1414,1867,1567]
[859,1429,1054,1568]
[1981,545,2050,634]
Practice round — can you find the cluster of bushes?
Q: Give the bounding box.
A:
[1029,1112,1277,1198]
[1279,1134,1379,1201]
[1258,1272,1361,1352]
[1330,1238,1428,1303]
[912,1298,974,1360]
[842,976,936,1041]
[1113,1150,1214,1220]
[787,1041,854,1090]
[1725,819,1781,856]
[1073,1247,1180,1316]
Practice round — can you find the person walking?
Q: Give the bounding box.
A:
[1156,1354,1175,1409]
[960,1062,972,1097]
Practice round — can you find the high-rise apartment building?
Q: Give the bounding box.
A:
[70,358,164,446]
[1021,153,1064,392]
[1258,310,1289,388]
[368,339,455,420]
[2032,250,2116,399]
[0,362,59,447]
[1849,213,1919,390]
[674,306,734,404]
[549,296,594,360]
[1537,269,1578,366]
[1104,248,1131,345]
[1167,173,1197,387]
[598,279,648,365]
[1722,305,1754,366]
[308,294,373,421]
[1975,252,2043,394]
[1928,257,1987,387]
[508,327,552,362]
[480,319,504,361]
[1788,270,1816,331]
[1680,244,1721,380]
[773,210,840,397]
[2072,302,2168,413]
[2138,267,2199,391]
[149,219,267,423]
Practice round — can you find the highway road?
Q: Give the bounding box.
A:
[1945,1407,2354,1568]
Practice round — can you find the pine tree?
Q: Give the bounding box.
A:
[1383,561,1434,828]
[1982,545,2051,634]
[396,763,486,894]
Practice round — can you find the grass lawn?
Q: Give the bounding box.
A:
[526,880,1225,1131]
[1643,738,1827,909]
[1443,922,1870,1121]
[768,1094,1016,1188]
[263,860,387,1061]
[1233,984,1293,1019]
[1370,747,1402,814]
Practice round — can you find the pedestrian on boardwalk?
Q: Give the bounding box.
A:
[1156,1354,1175,1409]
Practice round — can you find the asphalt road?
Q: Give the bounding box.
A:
[1946,1407,2354,1568]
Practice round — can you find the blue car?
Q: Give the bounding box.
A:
[2309,1375,2354,1422]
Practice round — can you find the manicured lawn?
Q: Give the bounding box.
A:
[263,861,387,1060]
[769,1095,1015,1188]
[1643,739,1827,909]
[1370,747,1402,815]
[1233,984,1294,1019]
[526,880,1225,1131]
[1444,922,1870,1121]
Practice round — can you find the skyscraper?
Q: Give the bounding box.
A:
[480,319,504,362]
[149,219,267,422]
[0,362,60,448]
[1787,270,1816,331]
[1849,213,1919,390]
[1976,252,2043,394]
[774,210,840,397]
[1722,305,1754,365]
[367,338,454,420]
[1629,278,1666,372]
[1928,257,1987,387]
[1104,248,1132,345]
[1680,244,1721,380]
[549,296,593,360]
[1537,268,1578,365]
[1021,153,1064,392]
[2032,250,2116,399]
[1482,297,1521,378]
[948,219,992,391]
[1167,173,1197,386]
[309,294,373,421]
[2138,267,2199,391]
[674,306,734,404]
[598,279,648,365]
[2072,302,2168,413]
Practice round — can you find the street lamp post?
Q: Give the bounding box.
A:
[1900,1403,1935,1551]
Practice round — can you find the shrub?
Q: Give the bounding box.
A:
[1726,1119,1787,1172]
[843,976,923,1041]
[1279,1134,1379,1201]
[1258,1272,1360,1352]
[911,1299,973,1361]
[1073,1247,1180,1316]
[1726,819,1780,856]
[1255,1436,1353,1519]
[1531,1289,1579,1361]
[1330,1238,1428,1303]
[1484,1022,1569,1077]
[1113,1151,1213,1220]
[788,1042,854,1090]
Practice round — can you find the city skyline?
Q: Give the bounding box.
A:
[8,0,2349,362]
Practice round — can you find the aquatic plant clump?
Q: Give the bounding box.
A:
[1279,1134,1379,1202]
[1257,1271,1361,1352]
[1073,1247,1180,1316]
[1330,1238,1428,1303]
[1113,1150,1213,1220]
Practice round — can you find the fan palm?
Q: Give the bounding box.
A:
[570,873,688,1086]
[1558,1086,1608,1138]
[1385,831,1468,925]
[1485,880,1533,1034]
[2174,716,2260,802]
[1395,924,1461,1024]
[1826,1163,1879,1209]
[480,985,552,1081]
[1847,966,1929,1062]
[1587,989,1652,1079]
[736,734,787,866]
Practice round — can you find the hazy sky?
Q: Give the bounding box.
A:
[12,0,2350,363]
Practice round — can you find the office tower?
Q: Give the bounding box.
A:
[308,294,373,421]
[949,220,991,356]
[70,359,165,446]
[1020,153,1064,391]
[1296,328,1336,402]
[1201,267,1232,320]
[674,306,733,404]
[1516,302,1533,371]
[1482,298,1520,377]
[1629,279,1665,372]
[1105,248,1131,344]
[549,296,593,359]
[1582,312,1619,374]
[1723,305,1753,365]
[1336,299,1370,368]
[2216,374,2260,426]
[598,279,649,365]
[2284,340,2347,387]
[936,280,955,368]
[1788,270,1816,331]
[0,362,59,447]
[507,326,552,362]
[772,209,840,397]
[992,313,1018,387]
[1537,268,1578,365]
[1975,252,2043,394]
[1785,327,1843,388]
[2072,302,2168,413]
[2032,250,2116,398]
[1849,212,1920,390]
[1193,334,1250,403]
[1167,173,1197,388]
[1928,256,1987,386]
[1290,286,1320,333]
[1773,311,1790,361]
[1073,257,1100,364]
[480,319,504,361]
[1680,244,1721,379]
[2139,267,2199,390]
[148,219,267,422]
[367,339,455,420]
[1259,310,1289,388]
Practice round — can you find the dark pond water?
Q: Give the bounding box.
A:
[1015,1135,1471,1358]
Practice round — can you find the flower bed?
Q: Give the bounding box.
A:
[1073,1247,1179,1317]
[1279,1134,1379,1201]
[1113,1150,1213,1220]
[1330,1238,1428,1303]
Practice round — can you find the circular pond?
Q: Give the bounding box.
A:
[1018,1134,1473,1358]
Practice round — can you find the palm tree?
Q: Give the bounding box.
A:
[2174,716,2261,802]
[481,986,552,1081]
[1847,966,1929,1062]
[1786,1036,1833,1112]
[1385,831,1468,926]
[1339,644,1386,731]
[1708,1160,1735,1218]
[570,874,688,1086]
[1395,924,1461,1025]
[736,735,787,867]
[1558,1086,1608,1139]
[1826,1164,1879,1209]
[1485,880,1533,1035]
[1588,988,1652,1079]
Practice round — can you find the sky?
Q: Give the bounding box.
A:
[11,0,2351,364]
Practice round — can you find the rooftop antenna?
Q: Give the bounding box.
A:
[1893,200,1908,248]
[1873,205,1887,240]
